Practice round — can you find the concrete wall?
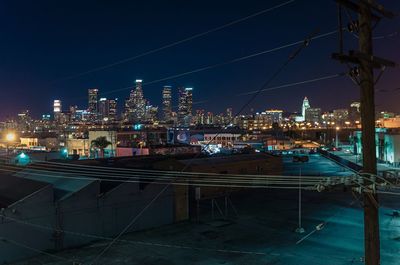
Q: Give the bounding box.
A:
[98,182,174,234]
[0,185,55,264]
[58,180,176,249]
[0,176,180,263]
[57,181,101,248]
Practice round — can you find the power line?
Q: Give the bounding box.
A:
[52,0,296,83]
[0,237,75,263]
[99,29,338,96]
[0,214,267,257]
[0,167,322,189]
[7,159,327,181]
[237,73,347,96]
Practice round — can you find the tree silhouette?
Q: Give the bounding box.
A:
[91,136,111,158]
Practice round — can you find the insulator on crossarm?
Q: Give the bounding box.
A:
[352,186,362,194]
[316,184,325,192]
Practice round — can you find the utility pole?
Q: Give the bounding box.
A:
[332,1,396,264]
[359,3,379,264]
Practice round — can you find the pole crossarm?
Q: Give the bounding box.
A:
[332,51,397,68]
[335,0,396,19]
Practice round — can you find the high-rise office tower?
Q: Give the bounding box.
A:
[162,86,172,122]
[226,108,233,124]
[98,98,118,121]
[266,109,283,125]
[98,98,109,120]
[53,100,61,113]
[108,98,117,121]
[178,87,193,126]
[125,80,146,122]
[88,88,99,113]
[88,88,99,122]
[53,99,62,122]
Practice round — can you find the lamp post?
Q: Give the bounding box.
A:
[335,127,340,149]
[5,132,16,159]
[295,164,305,234]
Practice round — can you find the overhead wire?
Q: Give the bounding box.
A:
[0,236,74,263]
[100,30,339,96]
[4,158,329,180]
[51,0,297,83]
[237,73,347,96]
[0,166,323,189]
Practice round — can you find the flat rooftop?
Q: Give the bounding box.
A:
[15,168,95,200]
[11,188,400,265]
[0,172,48,208]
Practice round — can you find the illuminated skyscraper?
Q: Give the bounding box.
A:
[266,109,283,125]
[98,98,118,121]
[98,98,108,120]
[53,100,61,113]
[88,88,99,113]
[178,87,193,126]
[108,98,118,121]
[53,100,62,121]
[162,86,172,122]
[226,108,233,123]
[124,80,146,122]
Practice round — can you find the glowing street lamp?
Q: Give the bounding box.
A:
[6,132,15,142]
[5,132,16,158]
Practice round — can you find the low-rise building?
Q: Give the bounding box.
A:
[66,138,90,157]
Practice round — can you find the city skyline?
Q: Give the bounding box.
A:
[1,2,400,265]
[1,0,399,119]
[0,81,372,121]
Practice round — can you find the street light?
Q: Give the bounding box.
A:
[5,132,16,158]
[295,163,305,234]
[6,133,15,142]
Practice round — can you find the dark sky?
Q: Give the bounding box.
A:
[0,0,399,119]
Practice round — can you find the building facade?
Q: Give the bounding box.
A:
[178,87,193,127]
[162,86,172,122]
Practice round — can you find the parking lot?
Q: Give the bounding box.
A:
[283,153,354,177]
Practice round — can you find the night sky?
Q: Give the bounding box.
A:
[0,0,399,119]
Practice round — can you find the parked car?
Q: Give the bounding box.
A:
[309,149,317,155]
[293,155,309,163]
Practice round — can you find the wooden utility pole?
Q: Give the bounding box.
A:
[359,2,379,264]
[332,1,396,264]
